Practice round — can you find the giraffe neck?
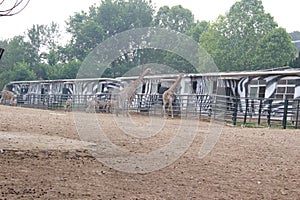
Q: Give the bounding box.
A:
[168,75,183,92]
[128,68,150,88]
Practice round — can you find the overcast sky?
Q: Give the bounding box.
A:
[1,0,299,41]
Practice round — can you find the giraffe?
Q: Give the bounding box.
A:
[0,89,15,105]
[64,98,72,112]
[85,96,98,113]
[116,68,151,115]
[162,73,184,119]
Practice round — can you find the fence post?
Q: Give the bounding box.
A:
[242,98,249,127]
[232,96,238,126]
[213,95,217,120]
[199,95,202,119]
[282,98,289,129]
[296,99,300,129]
[258,98,262,126]
[185,95,188,118]
[267,100,272,127]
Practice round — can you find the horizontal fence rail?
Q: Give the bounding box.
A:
[1,93,299,129]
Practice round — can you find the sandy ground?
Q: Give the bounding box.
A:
[0,105,300,199]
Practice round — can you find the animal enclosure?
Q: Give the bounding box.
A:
[2,67,300,128]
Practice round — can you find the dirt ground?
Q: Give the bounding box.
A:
[0,105,300,199]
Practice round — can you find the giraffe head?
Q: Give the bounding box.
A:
[144,68,152,74]
[179,73,185,78]
[139,68,152,77]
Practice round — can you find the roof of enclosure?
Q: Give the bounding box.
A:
[7,67,300,85]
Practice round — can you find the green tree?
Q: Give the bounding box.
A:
[46,64,61,80]
[96,0,154,38]
[256,28,296,68]
[0,70,13,90]
[0,36,35,72]
[66,0,154,61]
[199,0,295,71]
[198,20,232,72]
[66,8,104,61]
[0,62,36,89]
[26,22,62,64]
[47,49,59,66]
[1,0,156,83]
[11,62,36,81]
[59,60,81,79]
[154,5,194,33]
[151,5,198,73]
[187,21,210,43]
[23,22,65,79]
[0,36,37,88]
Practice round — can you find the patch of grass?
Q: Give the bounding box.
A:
[226,120,299,129]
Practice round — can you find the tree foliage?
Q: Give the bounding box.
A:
[0,0,298,89]
[66,9,104,61]
[199,0,296,71]
[66,0,154,61]
[187,21,209,43]
[97,0,154,37]
[154,5,194,33]
[256,28,296,68]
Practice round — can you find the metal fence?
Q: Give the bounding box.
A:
[222,96,300,129]
[2,93,299,129]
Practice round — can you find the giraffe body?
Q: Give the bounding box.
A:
[117,68,151,116]
[64,99,72,112]
[0,89,15,105]
[162,73,184,118]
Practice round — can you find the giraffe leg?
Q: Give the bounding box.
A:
[162,93,169,118]
[122,101,126,116]
[170,104,173,119]
[126,104,129,116]
[86,104,90,113]
[169,98,174,119]
[162,102,167,118]
[126,100,130,116]
[119,101,125,116]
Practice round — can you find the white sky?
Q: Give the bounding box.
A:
[0,0,300,41]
